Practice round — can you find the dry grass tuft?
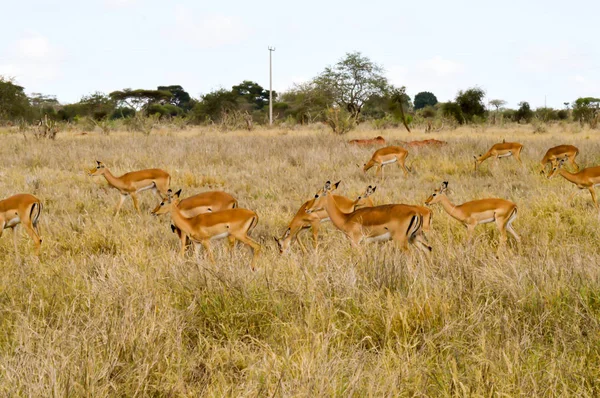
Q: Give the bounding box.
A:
[1,124,600,395]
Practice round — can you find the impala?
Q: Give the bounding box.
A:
[547,158,600,211]
[540,145,579,175]
[363,146,410,178]
[348,136,386,146]
[153,190,238,246]
[424,181,519,249]
[474,141,523,171]
[305,181,431,253]
[88,161,170,216]
[0,194,42,257]
[274,185,376,254]
[152,189,261,270]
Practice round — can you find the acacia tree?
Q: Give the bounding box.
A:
[489,99,506,124]
[109,89,173,112]
[313,52,388,123]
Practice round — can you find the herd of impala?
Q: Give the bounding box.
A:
[0,140,595,269]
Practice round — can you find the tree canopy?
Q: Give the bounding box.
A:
[414,91,438,110]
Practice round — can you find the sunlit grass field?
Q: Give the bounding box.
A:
[1,123,600,396]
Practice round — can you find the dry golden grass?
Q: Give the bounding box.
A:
[1,123,600,396]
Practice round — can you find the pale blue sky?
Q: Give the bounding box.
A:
[1,0,598,109]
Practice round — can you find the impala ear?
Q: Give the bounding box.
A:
[174,189,182,198]
[96,160,101,165]
[324,181,331,190]
[441,181,449,191]
[333,181,341,189]
[370,186,376,194]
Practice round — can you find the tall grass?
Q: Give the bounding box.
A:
[1,124,600,396]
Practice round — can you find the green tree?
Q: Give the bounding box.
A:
[515,101,533,123]
[414,91,438,110]
[157,85,193,111]
[278,82,332,124]
[109,89,173,112]
[572,97,600,126]
[455,87,486,122]
[0,77,31,121]
[232,81,273,110]
[191,89,239,123]
[442,101,465,124]
[313,52,388,122]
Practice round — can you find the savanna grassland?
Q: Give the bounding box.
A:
[1,123,600,396]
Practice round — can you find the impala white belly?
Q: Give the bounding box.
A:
[5,216,20,228]
[211,232,230,240]
[382,158,397,165]
[478,217,495,224]
[320,217,331,223]
[364,232,392,243]
[137,183,155,193]
[498,152,512,158]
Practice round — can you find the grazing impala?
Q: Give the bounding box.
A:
[274,185,377,254]
[474,141,523,171]
[547,158,600,211]
[348,136,386,146]
[425,181,519,249]
[363,146,410,178]
[153,190,238,246]
[0,194,42,257]
[152,189,261,270]
[305,181,431,253]
[540,145,579,175]
[88,161,170,216]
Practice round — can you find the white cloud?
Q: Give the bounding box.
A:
[0,33,63,83]
[168,5,250,48]
[572,75,586,83]
[419,56,464,77]
[104,0,138,8]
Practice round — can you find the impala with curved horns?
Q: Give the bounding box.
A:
[363,146,410,178]
[547,158,600,212]
[540,144,579,175]
[305,181,431,253]
[152,189,261,270]
[474,141,523,171]
[0,194,42,257]
[424,181,519,250]
[274,185,376,254]
[88,161,170,216]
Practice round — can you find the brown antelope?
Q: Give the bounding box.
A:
[274,185,376,254]
[424,181,519,249]
[0,194,42,257]
[152,189,261,270]
[88,161,170,216]
[363,146,410,178]
[348,136,386,146]
[305,181,431,253]
[154,191,238,246]
[474,141,523,171]
[547,158,600,211]
[540,145,579,175]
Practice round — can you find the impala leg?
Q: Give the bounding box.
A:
[515,151,523,166]
[398,156,410,176]
[11,226,20,261]
[227,235,236,258]
[495,217,508,251]
[465,223,477,245]
[571,156,580,172]
[311,221,320,250]
[567,190,580,206]
[296,233,308,254]
[588,187,599,211]
[22,222,41,256]
[179,231,187,258]
[232,233,261,271]
[375,164,382,178]
[200,240,214,263]
[131,193,141,214]
[114,194,127,217]
[152,187,163,201]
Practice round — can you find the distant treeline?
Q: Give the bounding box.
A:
[1,52,598,132]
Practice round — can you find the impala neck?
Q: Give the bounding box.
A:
[170,202,193,233]
[437,195,463,222]
[102,169,126,190]
[557,168,580,184]
[324,194,350,231]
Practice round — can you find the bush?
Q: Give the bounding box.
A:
[515,102,533,123]
[442,102,465,124]
[326,107,354,134]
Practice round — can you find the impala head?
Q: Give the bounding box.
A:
[305,180,340,214]
[425,181,449,206]
[357,185,376,200]
[273,228,292,254]
[88,160,106,176]
[547,158,566,179]
[151,189,181,215]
